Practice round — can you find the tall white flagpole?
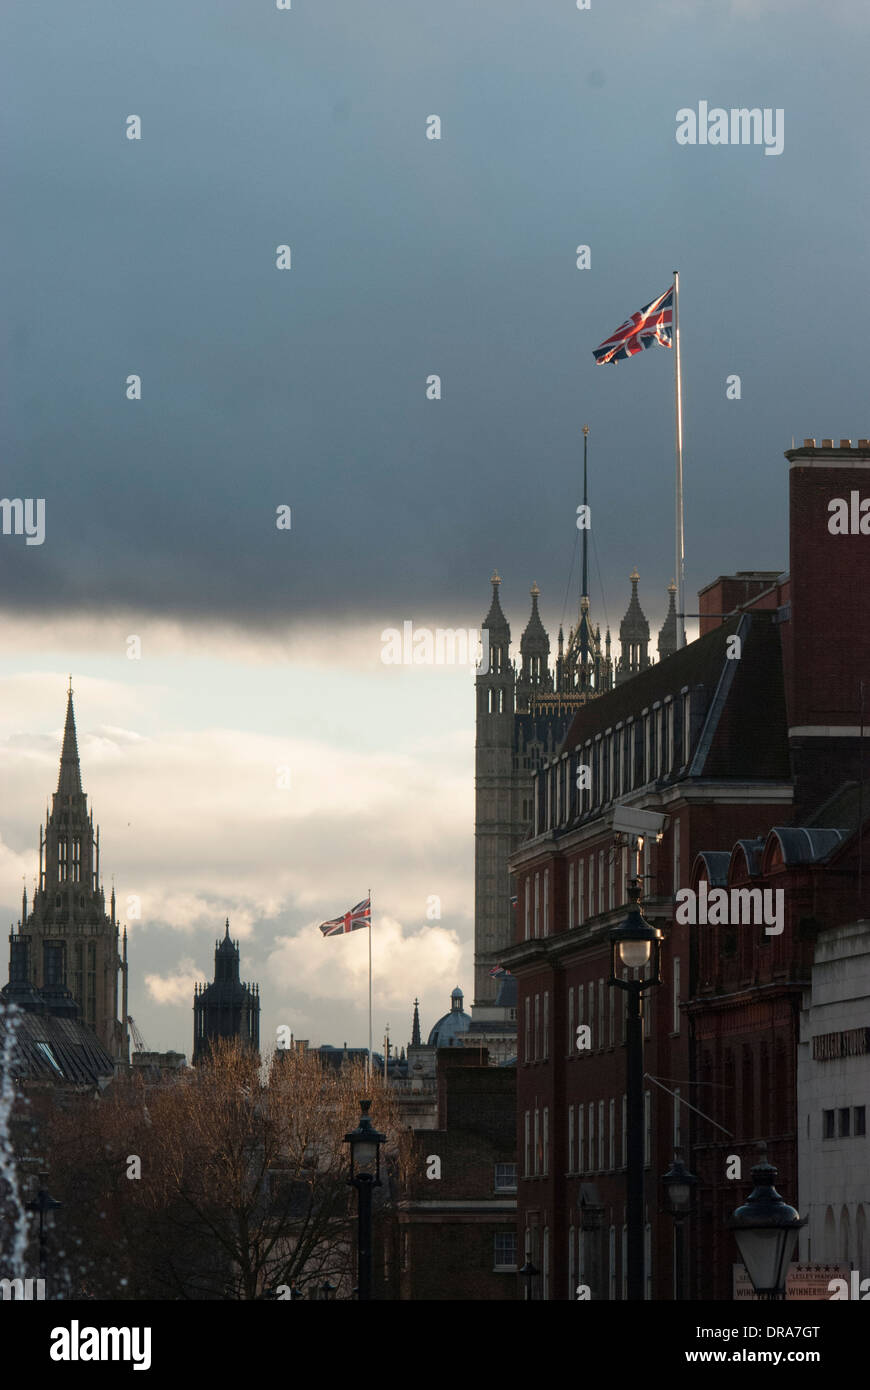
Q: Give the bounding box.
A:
[364,889,369,1084]
[673,270,686,647]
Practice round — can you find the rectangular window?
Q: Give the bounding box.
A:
[43,942,64,987]
[568,1105,575,1172]
[543,870,549,937]
[839,1108,851,1138]
[654,707,662,779]
[609,979,615,1047]
[598,979,605,1048]
[58,840,69,881]
[668,701,675,772]
[609,1098,615,1169]
[823,1109,835,1139]
[494,1231,517,1271]
[72,837,81,882]
[567,985,574,1055]
[598,851,605,914]
[543,992,549,1059]
[525,880,530,941]
[621,845,628,908]
[588,855,595,920]
[608,852,615,911]
[673,957,681,1034]
[598,1099,605,1170]
[577,859,584,925]
[494,1163,517,1191]
[534,873,540,938]
[534,995,540,1061]
[643,713,651,782]
[588,1102,595,1172]
[543,1108,550,1175]
[568,862,575,928]
[621,1095,627,1167]
[525,1111,531,1174]
[855,1106,866,1136]
[588,981,595,1046]
[578,1105,585,1175]
[524,997,531,1062]
[534,1109,540,1175]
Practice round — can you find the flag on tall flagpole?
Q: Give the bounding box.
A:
[318,894,375,1081]
[318,897,371,936]
[592,278,686,648]
[592,286,674,365]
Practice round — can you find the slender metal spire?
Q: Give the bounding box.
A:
[57,685,83,797]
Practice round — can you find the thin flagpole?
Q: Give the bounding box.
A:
[673,270,686,648]
[364,889,369,1084]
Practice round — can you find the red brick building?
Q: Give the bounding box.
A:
[503,439,870,1299]
[396,1049,518,1300]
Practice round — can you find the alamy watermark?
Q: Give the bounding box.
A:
[676,103,784,157]
[381,622,490,673]
[675,884,784,935]
[0,498,45,546]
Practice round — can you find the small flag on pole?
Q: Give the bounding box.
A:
[319,897,371,936]
[593,286,674,365]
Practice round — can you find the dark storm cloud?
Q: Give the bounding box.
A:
[2,0,867,633]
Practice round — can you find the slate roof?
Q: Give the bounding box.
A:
[0,1005,115,1087]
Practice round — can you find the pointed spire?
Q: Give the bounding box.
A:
[658,580,678,662]
[483,571,509,633]
[411,998,421,1048]
[617,570,651,685]
[224,917,231,939]
[57,684,83,797]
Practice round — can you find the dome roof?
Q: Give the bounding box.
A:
[427,986,471,1047]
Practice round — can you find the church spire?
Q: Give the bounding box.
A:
[616,569,651,685]
[411,998,421,1048]
[57,682,83,798]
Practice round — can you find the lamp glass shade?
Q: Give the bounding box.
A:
[668,1181,691,1212]
[619,939,651,970]
[352,1137,378,1170]
[734,1227,797,1294]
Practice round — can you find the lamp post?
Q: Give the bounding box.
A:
[728,1149,805,1300]
[609,879,663,1301]
[344,1099,386,1302]
[26,1173,62,1282]
[662,1150,697,1300]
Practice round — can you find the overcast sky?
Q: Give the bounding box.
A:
[1,0,868,1055]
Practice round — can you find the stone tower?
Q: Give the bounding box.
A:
[616,569,651,684]
[474,575,601,1005]
[193,920,260,1064]
[6,684,129,1063]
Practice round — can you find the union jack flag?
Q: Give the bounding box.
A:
[490,964,512,978]
[319,897,371,936]
[593,286,674,365]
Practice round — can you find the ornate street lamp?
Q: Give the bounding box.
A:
[609,879,663,1301]
[728,1150,805,1300]
[344,1099,386,1302]
[662,1150,698,1300]
[26,1174,62,1281]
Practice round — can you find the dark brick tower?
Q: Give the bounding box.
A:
[193,920,260,1064]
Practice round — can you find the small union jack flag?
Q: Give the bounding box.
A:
[319,897,371,936]
[490,964,512,978]
[593,286,674,365]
